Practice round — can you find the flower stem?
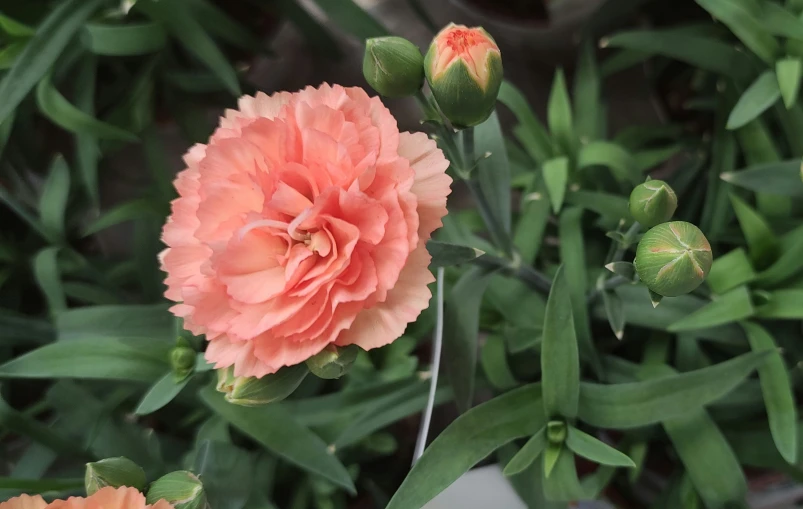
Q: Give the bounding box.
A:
[474,253,552,295]
[611,222,642,263]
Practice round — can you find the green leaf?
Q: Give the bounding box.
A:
[33,247,65,314]
[480,335,517,391]
[0,0,106,124]
[36,72,138,141]
[602,289,625,340]
[0,41,27,70]
[547,69,576,157]
[543,442,561,478]
[542,447,584,502]
[0,477,83,493]
[200,385,356,494]
[604,30,749,78]
[565,190,629,220]
[776,57,802,108]
[695,0,779,64]
[74,55,99,208]
[576,141,638,185]
[497,81,552,164]
[443,268,492,413]
[0,13,35,37]
[573,41,602,142]
[565,425,635,468]
[634,144,684,173]
[82,22,167,56]
[542,156,569,214]
[559,208,601,373]
[541,265,580,419]
[0,338,170,382]
[700,99,736,240]
[308,0,388,40]
[742,322,797,463]
[191,440,255,509]
[0,310,54,346]
[474,111,511,233]
[756,289,803,318]
[385,384,546,509]
[271,0,341,59]
[756,226,803,287]
[0,392,86,458]
[514,174,550,264]
[721,159,803,196]
[83,199,160,236]
[55,304,173,341]
[137,0,241,96]
[38,156,70,239]
[667,285,754,332]
[577,351,768,429]
[726,70,781,129]
[503,426,547,476]
[190,0,264,52]
[135,371,191,416]
[730,192,780,267]
[706,248,756,294]
[606,261,637,281]
[762,2,803,41]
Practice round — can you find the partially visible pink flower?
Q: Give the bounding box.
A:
[0,494,47,509]
[46,487,173,509]
[161,84,452,377]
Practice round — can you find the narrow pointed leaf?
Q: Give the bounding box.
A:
[565,426,635,468]
[82,22,168,56]
[756,289,803,318]
[0,392,86,458]
[0,0,106,124]
[543,442,561,478]
[565,190,629,220]
[606,261,637,280]
[503,426,547,476]
[38,156,70,239]
[74,56,99,208]
[548,70,576,157]
[542,447,584,502]
[514,174,550,264]
[33,247,65,314]
[386,384,546,509]
[83,199,160,237]
[577,141,638,184]
[602,290,625,340]
[742,322,797,463]
[200,386,355,494]
[777,57,802,108]
[474,111,511,233]
[573,41,601,141]
[308,0,388,40]
[481,335,517,391]
[498,81,552,164]
[578,351,768,428]
[542,156,569,214]
[762,2,803,40]
[135,372,191,416]
[730,193,779,266]
[695,0,779,64]
[756,226,803,287]
[668,285,754,332]
[541,265,580,419]
[726,71,781,130]
[722,159,803,196]
[706,248,756,294]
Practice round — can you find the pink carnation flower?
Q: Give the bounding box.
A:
[1,488,173,509]
[161,84,452,377]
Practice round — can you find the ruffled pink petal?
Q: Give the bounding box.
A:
[398,132,452,240]
[0,494,47,509]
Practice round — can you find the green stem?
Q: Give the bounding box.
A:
[462,127,475,171]
[611,222,642,262]
[586,275,630,304]
[474,253,552,295]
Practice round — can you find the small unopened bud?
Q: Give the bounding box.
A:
[635,221,713,297]
[306,345,360,379]
[424,24,503,128]
[363,37,424,98]
[146,471,208,509]
[170,338,196,381]
[628,180,677,227]
[85,457,146,495]
[216,364,308,406]
[546,421,567,444]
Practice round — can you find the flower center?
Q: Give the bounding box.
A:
[445,28,482,54]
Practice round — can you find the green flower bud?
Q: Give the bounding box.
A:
[146,471,208,509]
[306,345,359,379]
[546,421,566,444]
[216,363,308,406]
[628,180,678,227]
[424,24,503,128]
[635,221,713,297]
[85,457,146,495]
[170,338,196,381]
[363,36,424,98]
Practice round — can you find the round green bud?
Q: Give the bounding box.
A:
[424,24,503,128]
[363,36,424,98]
[628,180,678,227]
[216,364,308,406]
[170,340,196,381]
[635,221,713,297]
[146,471,208,509]
[546,421,567,444]
[85,457,146,495]
[306,345,360,379]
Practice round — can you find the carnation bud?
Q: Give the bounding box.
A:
[85,457,146,495]
[546,421,567,444]
[363,36,425,98]
[306,345,360,379]
[635,221,713,297]
[424,23,503,128]
[170,338,196,381]
[216,364,308,406]
[146,471,208,509]
[628,180,678,227]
